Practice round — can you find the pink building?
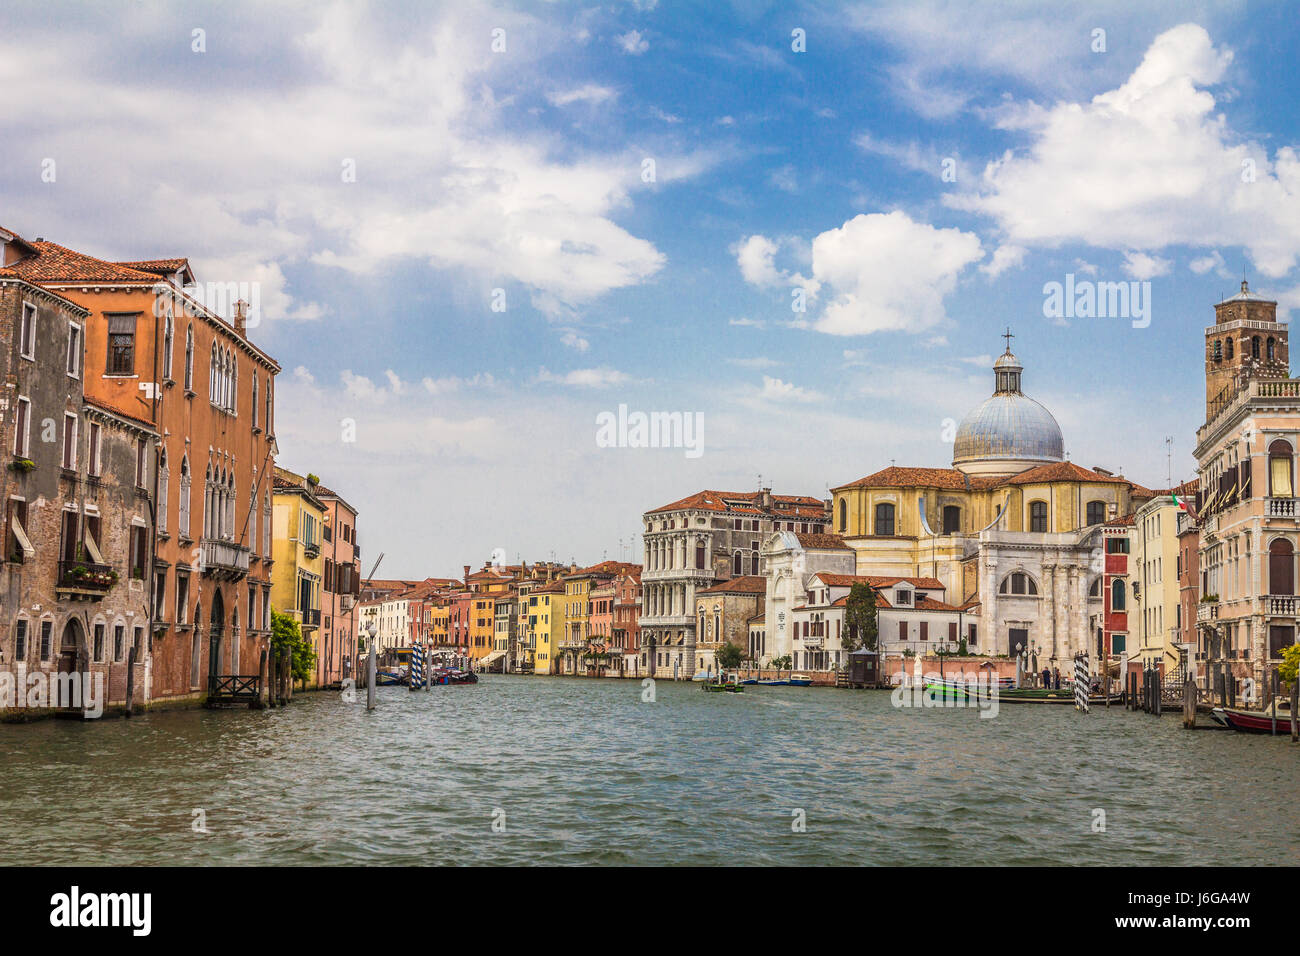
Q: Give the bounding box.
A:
[317,484,360,688]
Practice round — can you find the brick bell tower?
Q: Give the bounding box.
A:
[1205,279,1287,421]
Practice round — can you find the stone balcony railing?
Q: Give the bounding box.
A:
[1267,497,1298,518]
[200,538,250,579]
[1198,377,1300,450]
[1267,595,1297,616]
[641,566,716,583]
[1197,602,1219,624]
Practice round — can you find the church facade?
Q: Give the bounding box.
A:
[829,340,1155,672]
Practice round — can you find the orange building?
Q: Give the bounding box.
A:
[8,238,280,705]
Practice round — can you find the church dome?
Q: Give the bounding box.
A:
[952,341,1065,476]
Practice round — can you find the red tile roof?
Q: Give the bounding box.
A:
[793,532,851,550]
[7,240,165,284]
[698,575,767,595]
[82,395,156,430]
[647,489,827,515]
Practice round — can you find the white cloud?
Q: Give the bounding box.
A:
[734,235,786,289]
[1123,251,1172,279]
[949,24,1300,278]
[768,165,799,193]
[981,243,1027,278]
[729,316,766,329]
[756,376,824,403]
[769,211,983,336]
[546,84,618,107]
[1190,250,1229,275]
[560,329,591,352]
[728,356,780,369]
[421,373,497,394]
[535,367,630,387]
[616,30,649,54]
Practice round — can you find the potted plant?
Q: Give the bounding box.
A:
[9,457,36,473]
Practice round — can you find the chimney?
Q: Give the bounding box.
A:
[234,299,248,337]
[759,487,774,511]
[463,564,471,586]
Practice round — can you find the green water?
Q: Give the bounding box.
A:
[0,676,1295,865]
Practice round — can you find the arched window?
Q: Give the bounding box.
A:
[1269,539,1294,596]
[1086,500,1106,526]
[733,550,743,575]
[1270,439,1294,498]
[163,311,174,380]
[1252,336,1261,359]
[942,505,960,534]
[838,498,847,532]
[1089,577,1101,598]
[875,502,895,536]
[1029,500,1048,533]
[1111,578,1126,611]
[178,456,191,536]
[750,551,760,575]
[1225,337,1234,360]
[184,325,194,391]
[1213,339,1222,361]
[209,342,218,401]
[999,571,1039,596]
[1268,337,1276,361]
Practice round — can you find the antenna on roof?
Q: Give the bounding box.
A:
[1165,436,1173,487]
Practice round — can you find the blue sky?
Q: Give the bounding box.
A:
[4,0,1300,577]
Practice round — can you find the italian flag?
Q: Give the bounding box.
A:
[1173,492,1195,516]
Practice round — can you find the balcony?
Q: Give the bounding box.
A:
[340,594,356,612]
[1267,498,1298,518]
[1197,601,1219,624]
[1267,595,1297,616]
[299,608,321,630]
[304,541,321,559]
[199,538,250,579]
[55,560,118,600]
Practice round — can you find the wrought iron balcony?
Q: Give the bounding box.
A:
[56,560,118,596]
[299,607,321,629]
[200,538,250,579]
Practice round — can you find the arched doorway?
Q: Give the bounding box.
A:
[58,618,84,676]
[209,590,225,685]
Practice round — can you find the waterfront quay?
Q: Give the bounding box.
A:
[0,675,1294,867]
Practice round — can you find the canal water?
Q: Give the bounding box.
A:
[1,676,1296,865]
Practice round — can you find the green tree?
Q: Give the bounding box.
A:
[771,654,792,670]
[272,608,318,685]
[716,642,744,670]
[1280,643,1300,688]
[844,582,878,652]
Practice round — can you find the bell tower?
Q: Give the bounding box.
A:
[1205,280,1286,421]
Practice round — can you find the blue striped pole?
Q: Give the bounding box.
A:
[1074,654,1090,713]
[410,643,423,690]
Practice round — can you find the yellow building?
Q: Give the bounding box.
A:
[271,468,326,686]
[558,561,637,675]
[1132,495,1186,670]
[825,343,1156,668]
[527,582,566,675]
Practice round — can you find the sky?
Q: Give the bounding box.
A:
[3,0,1300,578]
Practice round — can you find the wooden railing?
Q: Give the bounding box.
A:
[208,674,261,699]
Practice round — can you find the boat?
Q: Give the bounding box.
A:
[428,667,478,686]
[788,673,812,686]
[702,681,743,693]
[1211,699,1293,733]
[375,669,407,687]
[737,677,758,685]
[922,677,1121,704]
[691,671,711,682]
[757,678,789,686]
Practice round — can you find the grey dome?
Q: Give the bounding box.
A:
[952,394,1064,466]
[952,343,1065,473]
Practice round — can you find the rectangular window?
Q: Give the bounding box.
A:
[949,621,958,642]
[898,621,907,642]
[66,323,81,377]
[94,623,105,662]
[135,439,147,487]
[6,498,32,564]
[1106,537,1130,554]
[248,585,256,629]
[19,303,36,358]
[40,621,52,661]
[114,625,124,662]
[15,619,27,661]
[13,397,30,457]
[920,621,928,641]
[133,627,143,661]
[177,572,190,624]
[106,314,136,374]
[155,571,167,619]
[88,422,102,476]
[130,525,147,578]
[62,414,77,469]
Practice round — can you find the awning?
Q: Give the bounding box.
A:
[479,649,507,665]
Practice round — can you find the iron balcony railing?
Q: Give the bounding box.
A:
[56,560,118,592]
[299,608,321,628]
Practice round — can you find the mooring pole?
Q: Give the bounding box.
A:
[125,646,136,717]
[1183,675,1195,729]
[367,641,377,711]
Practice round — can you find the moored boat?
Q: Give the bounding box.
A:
[787,673,812,686]
[1211,700,1292,733]
[757,678,789,685]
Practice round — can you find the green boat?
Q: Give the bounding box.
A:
[923,679,1120,704]
[703,681,744,693]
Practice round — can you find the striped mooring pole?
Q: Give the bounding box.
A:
[410,643,423,691]
[1074,654,1090,713]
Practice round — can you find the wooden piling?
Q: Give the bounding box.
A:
[125,646,136,718]
[1183,676,1195,729]
[367,643,377,711]
[1291,679,1298,743]
[284,649,293,703]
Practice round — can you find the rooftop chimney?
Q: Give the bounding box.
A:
[463,564,471,586]
[759,487,774,511]
[234,299,248,337]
